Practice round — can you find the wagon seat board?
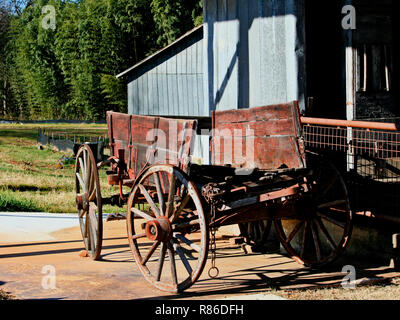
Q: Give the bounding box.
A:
[106,111,198,180]
[211,100,306,171]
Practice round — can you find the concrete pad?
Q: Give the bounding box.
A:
[0,212,80,243]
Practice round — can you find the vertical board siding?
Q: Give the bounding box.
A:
[204,0,306,112]
[128,32,205,117]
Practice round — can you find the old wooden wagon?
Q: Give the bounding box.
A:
[75,101,353,293]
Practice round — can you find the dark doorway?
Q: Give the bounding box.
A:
[304,0,346,119]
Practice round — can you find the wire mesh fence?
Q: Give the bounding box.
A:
[302,119,400,220]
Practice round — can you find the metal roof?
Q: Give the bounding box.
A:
[116,24,203,79]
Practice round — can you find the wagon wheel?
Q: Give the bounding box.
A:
[274,154,353,268]
[127,165,209,293]
[239,220,276,252]
[75,144,103,260]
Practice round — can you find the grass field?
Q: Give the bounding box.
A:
[0,123,118,213]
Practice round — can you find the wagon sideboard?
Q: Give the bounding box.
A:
[106,100,306,174]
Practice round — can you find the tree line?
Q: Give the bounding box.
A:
[0,0,202,120]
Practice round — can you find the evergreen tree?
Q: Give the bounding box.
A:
[2,0,203,120]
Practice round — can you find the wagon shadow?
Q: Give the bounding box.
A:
[140,248,398,300]
[0,237,129,259]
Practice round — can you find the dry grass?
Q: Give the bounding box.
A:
[276,277,400,300]
[0,123,112,213]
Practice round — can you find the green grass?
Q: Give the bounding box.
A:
[0,123,114,213]
[0,189,41,212]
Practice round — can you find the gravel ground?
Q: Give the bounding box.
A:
[0,289,15,300]
[277,277,400,300]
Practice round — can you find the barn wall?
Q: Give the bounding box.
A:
[127,33,206,117]
[203,0,306,113]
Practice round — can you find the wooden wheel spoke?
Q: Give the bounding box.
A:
[76,172,86,193]
[84,211,89,239]
[83,149,88,178]
[310,220,322,262]
[79,158,86,182]
[139,184,161,217]
[173,218,200,230]
[88,208,98,235]
[79,208,87,219]
[317,200,347,210]
[85,211,93,251]
[318,174,338,200]
[316,218,337,250]
[141,241,161,266]
[286,220,304,244]
[300,221,308,259]
[131,232,146,241]
[154,173,165,214]
[175,233,201,253]
[167,243,178,286]
[171,193,191,223]
[317,211,345,229]
[89,188,97,202]
[88,162,95,195]
[166,174,177,218]
[174,243,193,276]
[84,150,90,190]
[156,242,167,282]
[131,207,154,221]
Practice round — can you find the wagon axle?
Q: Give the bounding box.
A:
[145,217,173,242]
[76,193,90,212]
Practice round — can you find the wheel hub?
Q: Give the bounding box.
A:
[145,217,172,242]
[76,193,90,212]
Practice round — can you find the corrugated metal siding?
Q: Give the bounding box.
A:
[128,35,206,117]
[204,0,306,112]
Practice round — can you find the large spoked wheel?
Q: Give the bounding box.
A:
[274,154,353,268]
[127,165,209,293]
[75,144,103,260]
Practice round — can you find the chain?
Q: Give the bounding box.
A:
[208,203,219,279]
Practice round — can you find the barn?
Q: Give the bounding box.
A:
[118,0,399,121]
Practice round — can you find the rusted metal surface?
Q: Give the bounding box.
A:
[302,118,400,160]
[301,117,400,131]
[211,101,305,170]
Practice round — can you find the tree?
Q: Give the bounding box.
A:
[2,0,203,120]
[151,0,203,47]
[7,0,69,119]
[0,6,10,117]
[1,0,33,16]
